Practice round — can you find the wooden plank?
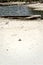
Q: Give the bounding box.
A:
[25,15,41,20]
[0,15,41,20]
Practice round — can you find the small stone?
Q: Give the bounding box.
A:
[6,49,8,51]
[5,22,9,25]
[18,39,22,41]
[1,27,3,28]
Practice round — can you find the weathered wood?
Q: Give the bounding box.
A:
[0,2,25,6]
[25,15,41,20]
[0,15,41,20]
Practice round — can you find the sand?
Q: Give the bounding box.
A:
[0,18,43,65]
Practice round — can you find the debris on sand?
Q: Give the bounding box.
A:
[18,39,22,41]
[6,49,8,51]
[5,22,9,25]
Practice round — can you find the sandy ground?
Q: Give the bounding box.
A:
[0,18,43,65]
